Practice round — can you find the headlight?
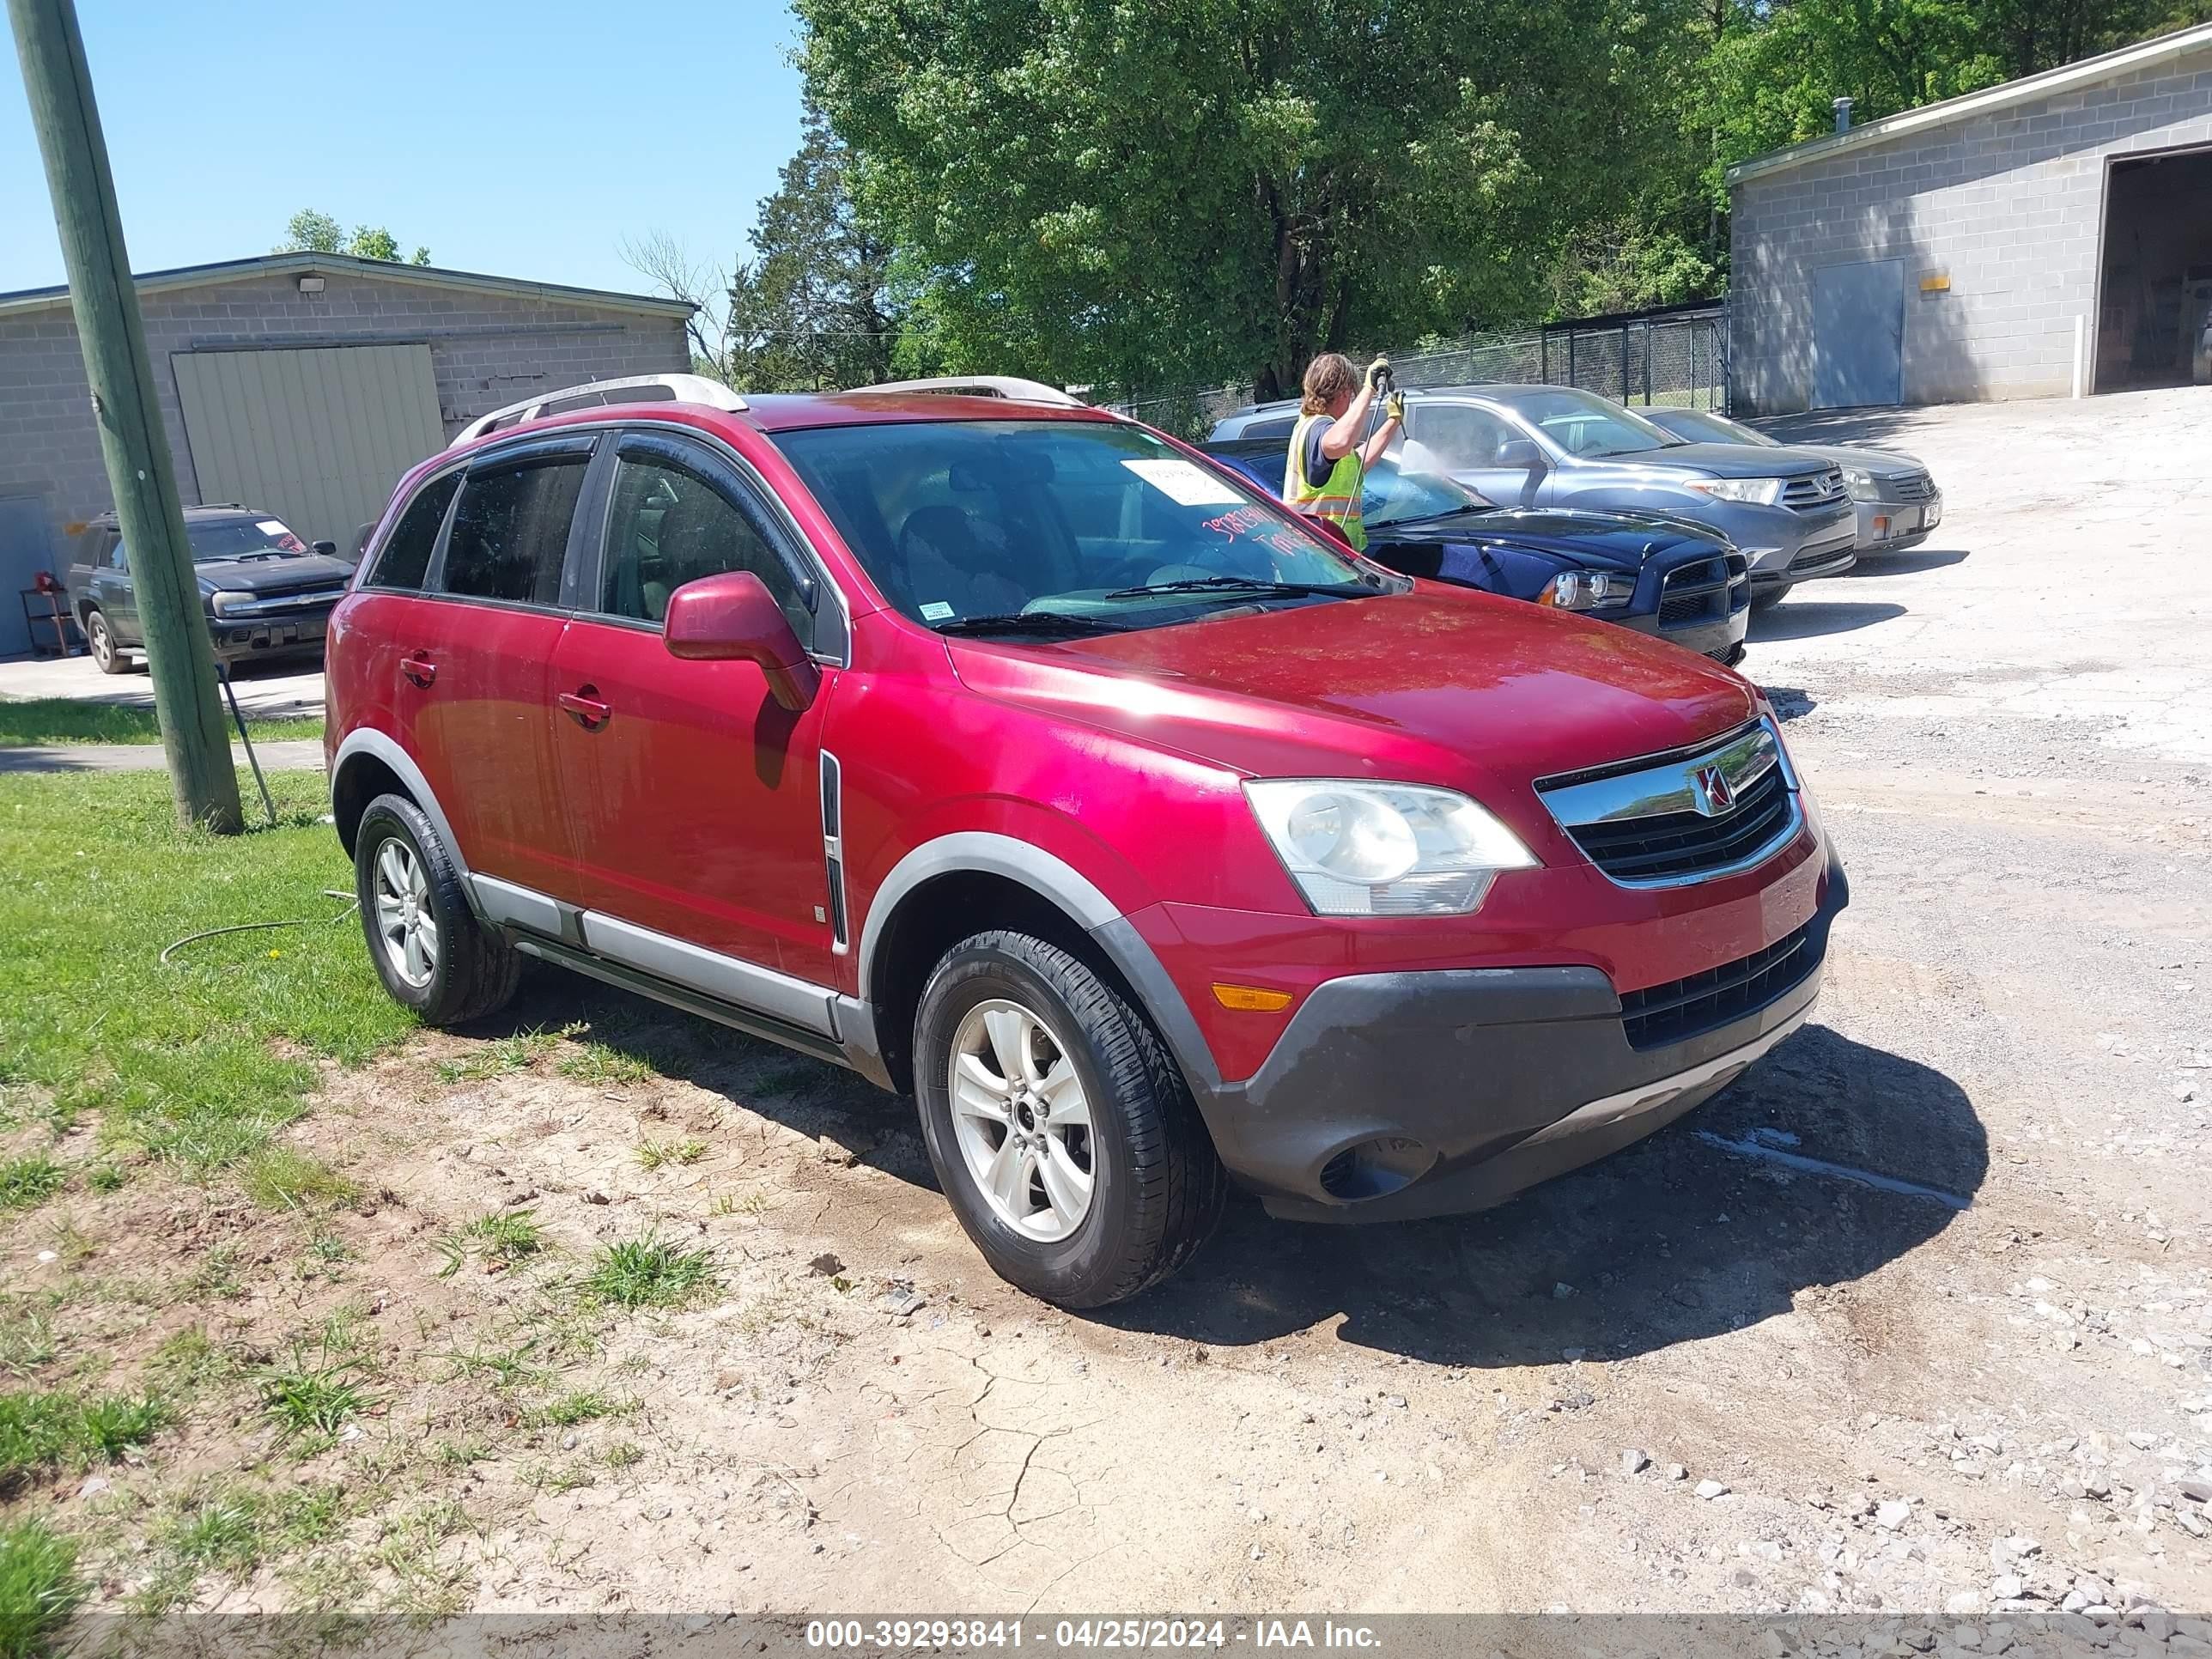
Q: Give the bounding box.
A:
[1839,465,1880,502]
[210,590,246,615]
[1243,780,1538,916]
[1683,476,1785,507]
[1537,569,1628,611]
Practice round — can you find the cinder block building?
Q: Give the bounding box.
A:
[1728,21,2212,413]
[0,252,691,655]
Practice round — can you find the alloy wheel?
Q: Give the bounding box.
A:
[372,836,439,989]
[86,613,112,668]
[947,998,1095,1241]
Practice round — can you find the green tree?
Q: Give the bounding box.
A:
[276,209,431,264]
[797,0,1646,398]
[727,103,900,392]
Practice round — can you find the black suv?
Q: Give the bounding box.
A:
[65,505,356,674]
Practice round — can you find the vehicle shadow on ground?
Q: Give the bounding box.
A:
[1750,600,1906,642]
[1849,548,1969,577]
[1754,685,1816,722]
[1754,410,1928,448]
[1097,1025,1986,1367]
[467,969,933,1176]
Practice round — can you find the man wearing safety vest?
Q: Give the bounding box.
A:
[1283,352,1405,551]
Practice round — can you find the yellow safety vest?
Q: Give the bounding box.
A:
[1284,412,1367,550]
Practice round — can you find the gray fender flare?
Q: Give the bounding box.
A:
[854,831,1224,1094]
[330,730,480,913]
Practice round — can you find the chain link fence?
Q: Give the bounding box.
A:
[1114,302,1726,438]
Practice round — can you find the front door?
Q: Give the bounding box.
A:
[404,436,595,901]
[1812,258,1905,409]
[550,429,841,997]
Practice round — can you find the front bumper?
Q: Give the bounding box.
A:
[1616,606,1747,664]
[205,606,334,658]
[1194,850,1849,1224]
[1742,506,1857,588]
[1853,492,1943,551]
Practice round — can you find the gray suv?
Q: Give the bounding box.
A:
[1212,384,1856,606]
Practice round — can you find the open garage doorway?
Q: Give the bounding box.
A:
[2094,144,2212,393]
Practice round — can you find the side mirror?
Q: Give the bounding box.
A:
[312,540,339,557]
[1494,438,1544,471]
[663,570,821,713]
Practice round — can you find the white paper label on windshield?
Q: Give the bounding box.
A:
[257,520,289,536]
[919,600,955,622]
[1120,458,1243,507]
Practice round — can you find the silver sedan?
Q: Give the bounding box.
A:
[1646,407,1943,554]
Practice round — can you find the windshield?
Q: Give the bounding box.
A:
[1361,455,1492,526]
[187,517,311,563]
[1664,408,1781,448]
[772,418,1385,635]
[1489,388,1681,458]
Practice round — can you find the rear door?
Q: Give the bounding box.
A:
[549,428,843,1005]
[403,434,595,900]
[90,529,139,643]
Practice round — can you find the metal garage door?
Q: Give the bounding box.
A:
[172,343,445,553]
[1812,258,1905,409]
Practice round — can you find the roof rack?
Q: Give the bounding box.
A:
[846,375,1086,408]
[450,374,749,447]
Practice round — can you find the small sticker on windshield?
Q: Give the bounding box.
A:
[1121,458,1243,507]
[919,601,955,622]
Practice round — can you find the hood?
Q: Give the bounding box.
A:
[196,552,356,595]
[1796,443,1926,478]
[1603,441,1837,481]
[1376,506,1729,571]
[944,586,1758,797]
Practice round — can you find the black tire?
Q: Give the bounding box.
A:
[912,930,1226,1309]
[353,793,520,1027]
[1750,581,1794,614]
[83,608,129,675]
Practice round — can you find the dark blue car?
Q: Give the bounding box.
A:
[1202,437,1750,665]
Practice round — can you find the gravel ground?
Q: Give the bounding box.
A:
[17,386,2210,1636]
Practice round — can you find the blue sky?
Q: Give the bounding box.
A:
[0,0,806,299]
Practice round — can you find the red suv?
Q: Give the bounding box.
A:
[327,373,1847,1308]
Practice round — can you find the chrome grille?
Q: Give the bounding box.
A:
[1537,720,1801,888]
[1782,469,1847,511]
[1886,471,1936,504]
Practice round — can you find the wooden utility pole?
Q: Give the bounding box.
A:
[9,0,242,831]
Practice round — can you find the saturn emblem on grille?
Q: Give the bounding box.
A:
[1692,763,1735,816]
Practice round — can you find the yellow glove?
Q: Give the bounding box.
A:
[1385,390,1406,422]
[1364,355,1392,393]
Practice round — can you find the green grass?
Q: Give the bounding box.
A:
[635,1136,706,1171]
[0,1519,87,1659]
[0,1160,64,1214]
[0,770,414,1172]
[238,1147,358,1212]
[0,1389,168,1486]
[134,1481,349,1615]
[557,1043,655,1087]
[580,1234,720,1312]
[0,1309,55,1382]
[258,1351,374,1443]
[434,1026,568,1083]
[434,1208,545,1278]
[0,697,322,748]
[519,1389,623,1429]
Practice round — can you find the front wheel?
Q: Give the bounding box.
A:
[913,931,1225,1309]
[353,793,520,1026]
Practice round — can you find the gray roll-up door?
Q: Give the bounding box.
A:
[172,343,445,551]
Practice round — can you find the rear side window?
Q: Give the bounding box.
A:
[1240,416,1296,441]
[366,474,459,592]
[438,461,586,605]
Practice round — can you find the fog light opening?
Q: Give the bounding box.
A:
[1317,1135,1435,1201]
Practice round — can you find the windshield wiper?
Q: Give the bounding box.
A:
[1102,574,1370,601]
[933,611,1135,637]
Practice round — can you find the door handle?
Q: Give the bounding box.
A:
[399,655,437,687]
[558,689,611,729]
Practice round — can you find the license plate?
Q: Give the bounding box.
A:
[1923,499,1942,529]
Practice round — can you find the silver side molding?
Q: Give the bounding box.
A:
[579,910,838,1037]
